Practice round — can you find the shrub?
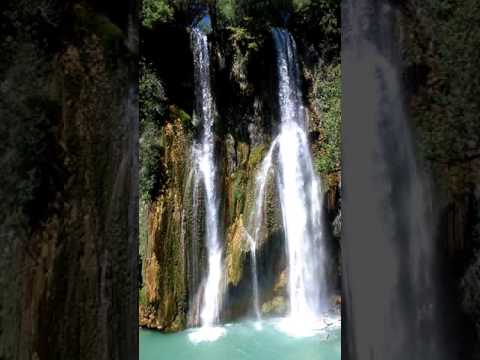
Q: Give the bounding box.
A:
[313,64,341,176]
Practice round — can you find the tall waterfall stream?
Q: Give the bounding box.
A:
[189,27,225,342]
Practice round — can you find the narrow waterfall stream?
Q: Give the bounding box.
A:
[190,27,225,341]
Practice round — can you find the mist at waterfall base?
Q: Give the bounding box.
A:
[341,1,454,359]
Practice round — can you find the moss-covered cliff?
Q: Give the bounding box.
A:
[138,0,341,331]
[0,1,138,359]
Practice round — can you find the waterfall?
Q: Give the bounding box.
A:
[190,27,224,332]
[245,28,331,334]
[272,28,328,328]
[342,1,448,359]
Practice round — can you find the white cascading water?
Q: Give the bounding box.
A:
[246,140,278,326]
[273,28,328,326]
[189,27,225,342]
[245,28,334,336]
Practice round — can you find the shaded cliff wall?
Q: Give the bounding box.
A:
[400,2,480,358]
[0,1,139,359]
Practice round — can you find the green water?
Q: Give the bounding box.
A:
[140,318,341,360]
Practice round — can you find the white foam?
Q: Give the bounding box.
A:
[275,314,341,338]
[253,321,263,331]
[188,326,226,344]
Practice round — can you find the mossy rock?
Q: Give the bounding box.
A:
[139,287,148,307]
[225,216,248,286]
[248,144,267,170]
[166,312,185,333]
[229,169,248,222]
[169,105,192,129]
[261,296,287,316]
[237,142,250,166]
[273,270,287,295]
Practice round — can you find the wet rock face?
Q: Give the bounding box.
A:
[0,2,138,359]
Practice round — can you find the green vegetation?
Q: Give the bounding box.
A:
[169,105,193,129]
[73,4,123,43]
[231,170,247,220]
[142,0,174,27]
[216,0,235,22]
[227,22,262,92]
[290,0,340,61]
[139,60,168,202]
[248,145,267,170]
[313,64,341,176]
[140,60,167,131]
[404,0,480,193]
[140,122,165,202]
